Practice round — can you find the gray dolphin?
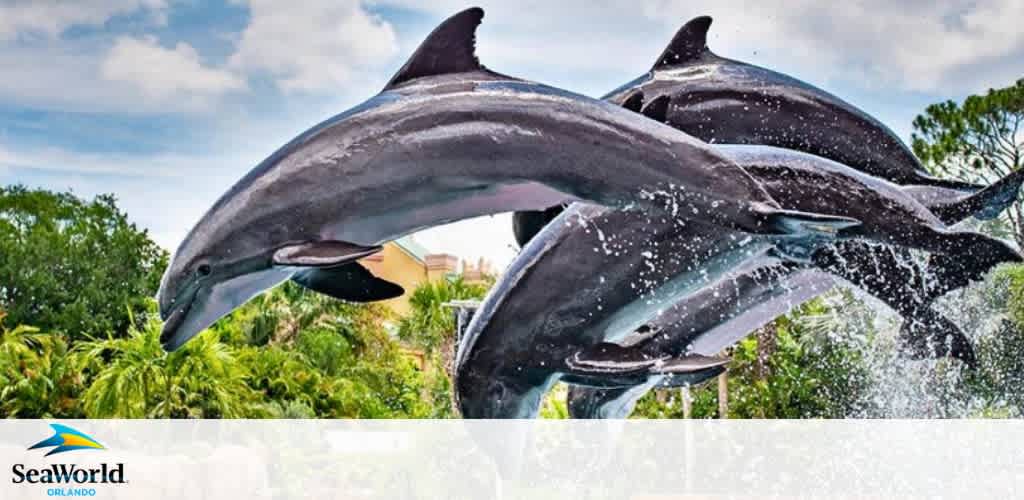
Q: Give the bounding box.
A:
[563,164,1024,419]
[609,16,978,190]
[512,15,994,245]
[156,8,851,351]
[455,145,1021,418]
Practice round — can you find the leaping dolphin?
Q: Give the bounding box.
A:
[455,145,1021,418]
[609,16,978,190]
[156,7,852,351]
[512,15,991,245]
[562,163,1024,419]
[506,16,1024,367]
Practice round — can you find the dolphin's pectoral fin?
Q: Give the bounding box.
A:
[566,385,637,419]
[764,209,861,238]
[563,343,729,388]
[563,343,666,387]
[652,16,713,70]
[640,95,670,123]
[927,169,1024,224]
[651,354,730,374]
[384,7,489,90]
[655,364,727,388]
[273,241,383,267]
[761,209,861,262]
[291,263,404,303]
[568,342,665,374]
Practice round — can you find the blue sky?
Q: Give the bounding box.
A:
[2,0,1022,268]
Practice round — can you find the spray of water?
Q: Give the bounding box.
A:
[800,250,1021,418]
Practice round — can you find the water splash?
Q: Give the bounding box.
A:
[801,259,1021,418]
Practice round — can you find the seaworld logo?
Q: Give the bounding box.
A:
[28,424,105,457]
[12,424,126,496]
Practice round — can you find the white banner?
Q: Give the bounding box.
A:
[1,420,1021,499]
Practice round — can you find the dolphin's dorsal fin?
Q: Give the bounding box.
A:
[652,16,712,70]
[384,7,486,89]
[640,95,671,122]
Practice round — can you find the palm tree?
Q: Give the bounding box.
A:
[76,313,257,418]
[396,277,489,354]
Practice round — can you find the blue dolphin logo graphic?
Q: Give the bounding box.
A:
[28,424,105,457]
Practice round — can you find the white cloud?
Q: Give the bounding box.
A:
[646,0,1024,93]
[0,0,167,40]
[0,2,243,114]
[229,0,398,92]
[100,35,246,104]
[0,141,258,179]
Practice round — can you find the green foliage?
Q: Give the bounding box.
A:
[396,277,489,353]
[76,313,259,418]
[1002,264,1024,328]
[0,313,83,417]
[0,186,168,340]
[424,354,457,418]
[962,264,1024,413]
[911,79,1024,244]
[0,276,444,418]
[632,298,873,419]
[392,276,492,417]
[540,383,569,419]
[723,317,871,419]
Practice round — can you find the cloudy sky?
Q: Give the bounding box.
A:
[2,0,1022,269]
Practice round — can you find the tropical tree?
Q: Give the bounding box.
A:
[911,79,1024,244]
[0,186,167,340]
[396,276,490,354]
[395,276,491,417]
[0,312,82,417]
[221,284,435,418]
[632,296,874,419]
[76,309,259,418]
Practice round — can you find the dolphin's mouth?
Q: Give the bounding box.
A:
[159,292,195,350]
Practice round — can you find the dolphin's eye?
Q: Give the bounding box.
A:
[196,264,212,277]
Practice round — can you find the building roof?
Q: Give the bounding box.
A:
[393,235,430,263]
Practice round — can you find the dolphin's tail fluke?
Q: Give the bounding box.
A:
[927,169,1024,225]
[810,242,979,366]
[898,308,977,367]
[924,231,1022,300]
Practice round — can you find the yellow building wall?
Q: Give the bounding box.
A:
[359,242,429,316]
